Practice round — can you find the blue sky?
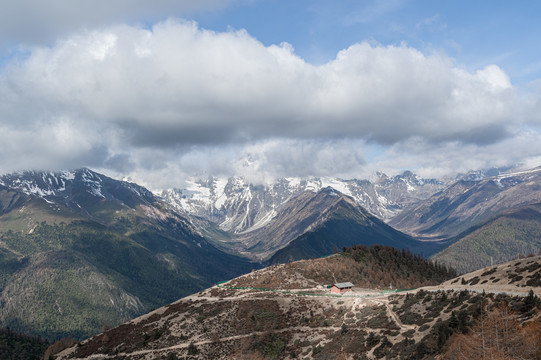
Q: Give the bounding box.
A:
[0,0,540,188]
[2,0,540,83]
[193,0,541,85]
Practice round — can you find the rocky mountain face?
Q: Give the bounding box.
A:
[198,187,435,262]
[0,169,253,340]
[161,171,445,234]
[389,167,541,240]
[54,250,541,360]
[264,188,440,264]
[216,187,360,260]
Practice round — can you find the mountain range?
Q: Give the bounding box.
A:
[389,167,541,239]
[201,186,435,262]
[389,167,541,272]
[432,203,541,273]
[1,165,541,342]
[0,169,253,339]
[161,171,445,234]
[164,166,541,269]
[0,168,437,340]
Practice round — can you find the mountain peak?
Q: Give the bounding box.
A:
[162,172,446,234]
[319,186,342,196]
[0,168,156,213]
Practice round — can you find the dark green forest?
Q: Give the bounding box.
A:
[0,326,49,360]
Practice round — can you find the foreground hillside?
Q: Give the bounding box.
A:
[55,253,541,359]
[233,245,455,290]
[54,245,469,359]
[429,254,541,294]
[58,287,541,359]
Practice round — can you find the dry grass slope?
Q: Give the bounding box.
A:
[232,245,455,291]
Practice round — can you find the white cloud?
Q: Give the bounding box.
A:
[372,131,541,179]
[0,19,540,186]
[94,139,371,190]
[475,64,511,92]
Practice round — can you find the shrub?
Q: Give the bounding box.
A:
[365,332,379,349]
[255,333,286,359]
[187,343,198,355]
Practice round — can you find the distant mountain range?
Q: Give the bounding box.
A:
[389,167,541,239]
[198,186,435,262]
[161,171,445,233]
[264,188,437,264]
[387,167,541,272]
[162,166,541,268]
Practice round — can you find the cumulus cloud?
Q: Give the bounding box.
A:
[0,19,539,186]
[231,139,369,184]
[370,131,541,179]
[94,139,371,190]
[98,131,541,190]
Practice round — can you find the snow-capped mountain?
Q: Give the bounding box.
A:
[0,168,155,211]
[0,168,255,339]
[453,166,514,182]
[161,171,445,234]
[389,166,541,239]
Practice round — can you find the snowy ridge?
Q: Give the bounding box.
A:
[0,168,155,209]
[161,172,446,234]
[493,166,541,180]
[0,170,80,198]
[389,165,541,239]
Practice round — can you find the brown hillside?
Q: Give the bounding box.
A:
[53,250,541,360]
[230,245,455,291]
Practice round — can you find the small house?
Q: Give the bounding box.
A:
[330,282,354,294]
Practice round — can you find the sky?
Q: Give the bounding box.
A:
[1,0,541,190]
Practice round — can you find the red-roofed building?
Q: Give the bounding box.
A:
[330,282,354,294]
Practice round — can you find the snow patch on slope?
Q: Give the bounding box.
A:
[320,178,352,197]
[213,178,228,209]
